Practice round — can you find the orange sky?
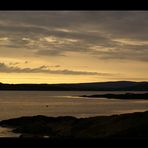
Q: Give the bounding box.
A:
[0,11,148,84]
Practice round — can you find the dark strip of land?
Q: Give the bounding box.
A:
[80,93,148,99]
[1,111,148,138]
[0,81,148,91]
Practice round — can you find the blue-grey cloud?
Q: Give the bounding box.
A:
[0,11,148,61]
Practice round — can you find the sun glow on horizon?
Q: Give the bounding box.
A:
[0,11,147,83]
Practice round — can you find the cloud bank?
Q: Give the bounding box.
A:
[0,11,148,61]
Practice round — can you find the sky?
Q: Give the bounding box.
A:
[0,11,148,84]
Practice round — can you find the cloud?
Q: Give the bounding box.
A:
[0,62,114,76]
[9,62,19,66]
[48,65,61,68]
[24,61,28,64]
[0,11,148,61]
[36,49,65,56]
[89,42,148,62]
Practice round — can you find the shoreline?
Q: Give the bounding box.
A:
[80,93,148,100]
[1,111,148,138]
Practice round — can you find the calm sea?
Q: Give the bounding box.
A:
[0,91,148,137]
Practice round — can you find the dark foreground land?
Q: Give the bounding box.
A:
[81,93,148,100]
[1,111,148,139]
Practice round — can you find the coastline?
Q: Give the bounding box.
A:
[80,93,148,100]
[1,111,148,138]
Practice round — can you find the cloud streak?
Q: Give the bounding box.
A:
[0,63,114,76]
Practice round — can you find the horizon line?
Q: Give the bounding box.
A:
[0,80,148,85]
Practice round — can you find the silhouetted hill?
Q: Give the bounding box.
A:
[2,111,148,138]
[0,81,148,91]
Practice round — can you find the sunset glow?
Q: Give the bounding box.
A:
[0,11,148,84]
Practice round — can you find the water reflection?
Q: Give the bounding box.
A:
[0,91,148,121]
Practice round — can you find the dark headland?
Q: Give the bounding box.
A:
[1,111,148,138]
[0,81,148,91]
[81,93,148,100]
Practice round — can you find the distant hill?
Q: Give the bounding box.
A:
[0,81,148,91]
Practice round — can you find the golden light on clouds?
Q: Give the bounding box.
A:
[0,11,147,83]
[113,38,148,46]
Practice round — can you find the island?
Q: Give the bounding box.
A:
[1,111,148,138]
[80,93,148,100]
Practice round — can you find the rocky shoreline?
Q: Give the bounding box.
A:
[1,111,148,138]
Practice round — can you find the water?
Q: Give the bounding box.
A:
[0,90,148,137]
[0,127,21,137]
[0,91,148,120]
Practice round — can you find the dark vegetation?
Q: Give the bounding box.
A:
[1,111,148,138]
[81,93,148,99]
[0,81,148,91]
